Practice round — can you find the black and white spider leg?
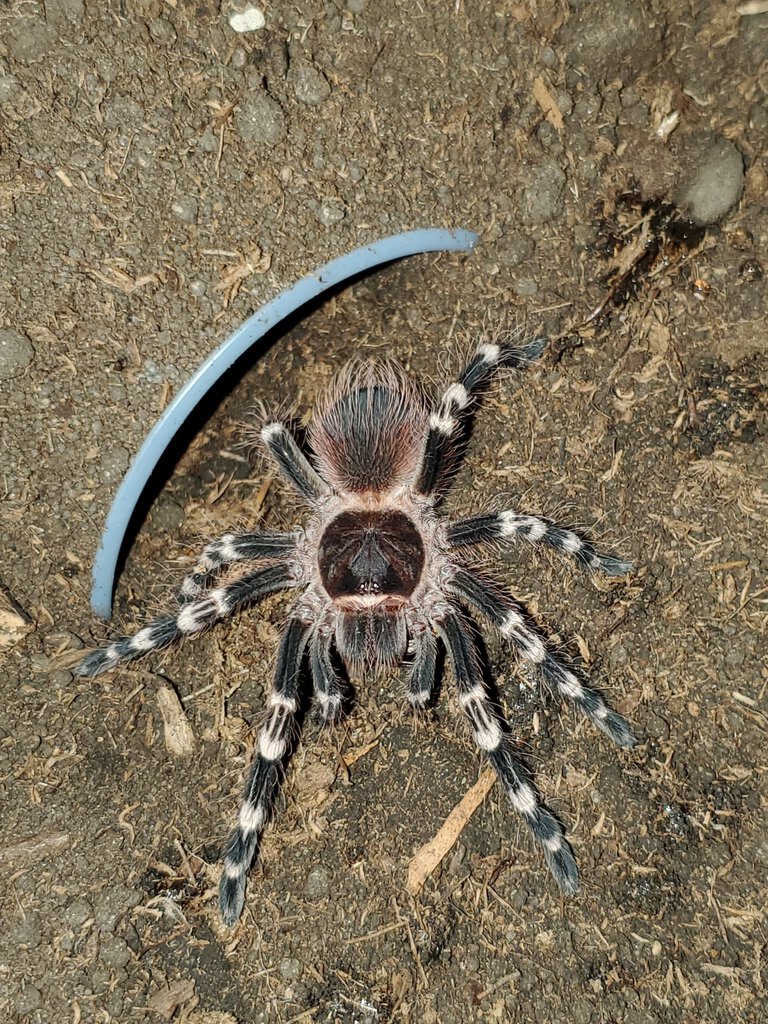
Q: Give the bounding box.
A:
[445,512,632,576]
[261,422,332,502]
[219,615,312,926]
[179,530,300,603]
[404,622,438,708]
[447,567,636,748]
[74,563,299,678]
[309,627,346,723]
[414,334,546,496]
[434,608,578,894]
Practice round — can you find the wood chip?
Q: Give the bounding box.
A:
[532,76,564,133]
[156,685,197,757]
[0,584,34,652]
[406,768,496,895]
[0,831,69,867]
[147,978,196,1020]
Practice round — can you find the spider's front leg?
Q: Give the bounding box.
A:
[413,333,546,497]
[446,512,632,577]
[219,614,313,926]
[309,626,346,723]
[433,607,579,893]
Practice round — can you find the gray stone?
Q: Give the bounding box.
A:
[99,934,132,970]
[315,199,346,226]
[46,0,86,26]
[0,329,34,378]
[149,18,177,46]
[170,196,199,223]
[65,898,93,928]
[7,20,57,62]
[235,91,287,148]
[14,986,43,1014]
[304,864,331,899]
[521,162,566,225]
[559,0,664,82]
[278,957,302,981]
[0,74,21,104]
[100,446,130,485]
[678,138,745,226]
[293,65,331,106]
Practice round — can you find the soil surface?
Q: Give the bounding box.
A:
[1,2,766,1023]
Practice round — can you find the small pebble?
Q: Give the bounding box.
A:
[7,20,57,62]
[304,865,331,899]
[149,18,177,46]
[64,898,93,928]
[0,329,34,378]
[315,199,346,226]
[170,196,199,223]
[99,935,132,970]
[0,73,20,104]
[236,91,286,148]
[15,987,43,1014]
[678,137,745,225]
[228,6,266,33]
[100,446,130,485]
[520,162,565,225]
[278,957,302,982]
[293,65,332,106]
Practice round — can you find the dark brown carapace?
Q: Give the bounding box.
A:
[318,510,425,603]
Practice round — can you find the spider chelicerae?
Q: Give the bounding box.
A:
[75,331,635,926]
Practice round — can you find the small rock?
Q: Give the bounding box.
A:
[151,496,185,532]
[94,886,141,933]
[9,910,43,947]
[512,276,539,297]
[99,935,132,970]
[7,20,57,62]
[520,162,566,225]
[235,91,287,148]
[0,329,34,378]
[64,898,93,928]
[228,6,266,33]
[0,74,20,104]
[677,137,745,226]
[15,986,43,1014]
[100,446,130,485]
[149,18,177,46]
[558,0,664,82]
[46,0,86,26]
[304,865,331,899]
[315,199,346,226]
[170,196,198,223]
[278,957,302,982]
[293,65,331,106]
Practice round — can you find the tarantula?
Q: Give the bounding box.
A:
[75,332,635,926]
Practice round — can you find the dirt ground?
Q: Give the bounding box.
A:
[1,1,766,1022]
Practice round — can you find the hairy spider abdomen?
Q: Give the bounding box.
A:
[318,510,425,600]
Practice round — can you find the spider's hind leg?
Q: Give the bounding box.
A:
[219,614,312,927]
[433,607,579,894]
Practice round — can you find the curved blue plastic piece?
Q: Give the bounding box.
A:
[91,227,479,618]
